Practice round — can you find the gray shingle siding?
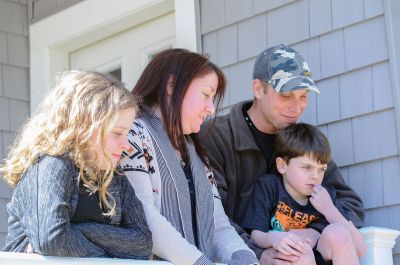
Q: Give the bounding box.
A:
[0,0,29,248]
[28,0,83,24]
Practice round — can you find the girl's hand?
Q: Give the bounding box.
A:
[270,231,308,256]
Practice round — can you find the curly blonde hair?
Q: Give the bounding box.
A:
[0,71,137,216]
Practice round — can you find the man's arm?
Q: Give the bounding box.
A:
[202,125,257,242]
[200,122,231,208]
[320,160,364,228]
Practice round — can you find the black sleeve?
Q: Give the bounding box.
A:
[321,160,364,228]
[23,156,105,257]
[73,175,152,259]
[241,175,277,232]
[119,175,152,258]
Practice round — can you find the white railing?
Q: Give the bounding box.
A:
[0,252,225,265]
[360,227,400,265]
[0,227,398,265]
[0,252,172,265]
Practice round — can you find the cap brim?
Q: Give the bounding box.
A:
[271,76,320,94]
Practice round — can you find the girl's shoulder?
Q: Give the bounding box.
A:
[19,154,77,179]
[16,154,78,194]
[38,154,75,169]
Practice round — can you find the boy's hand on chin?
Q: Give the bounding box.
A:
[309,185,335,217]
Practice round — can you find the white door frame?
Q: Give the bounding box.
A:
[29,0,200,111]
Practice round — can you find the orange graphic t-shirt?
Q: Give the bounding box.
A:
[271,201,320,232]
[242,174,332,233]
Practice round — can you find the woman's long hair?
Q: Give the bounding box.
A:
[0,71,137,216]
[133,48,226,165]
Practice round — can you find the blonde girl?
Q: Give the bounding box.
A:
[1,71,152,258]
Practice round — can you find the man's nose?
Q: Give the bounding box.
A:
[289,99,302,113]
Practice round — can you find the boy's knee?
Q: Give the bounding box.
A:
[320,223,352,247]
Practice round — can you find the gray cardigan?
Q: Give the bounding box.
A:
[3,155,152,259]
[121,110,258,265]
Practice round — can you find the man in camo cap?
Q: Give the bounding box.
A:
[200,44,364,265]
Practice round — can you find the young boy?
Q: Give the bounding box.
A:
[242,123,366,265]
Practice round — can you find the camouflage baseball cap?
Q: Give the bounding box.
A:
[253,44,319,94]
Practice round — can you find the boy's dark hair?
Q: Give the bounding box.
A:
[275,123,331,164]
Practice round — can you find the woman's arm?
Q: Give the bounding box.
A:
[209,170,258,265]
[120,122,213,265]
[23,156,105,257]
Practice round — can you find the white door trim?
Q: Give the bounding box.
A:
[29,0,199,111]
[140,37,175,68]
[174,0,201,53]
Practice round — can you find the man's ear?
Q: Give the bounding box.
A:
[252,79,265,100]
[276,157,287,175]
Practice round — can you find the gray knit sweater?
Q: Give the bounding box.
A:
[3,155,152,259]
[121,110,258,265]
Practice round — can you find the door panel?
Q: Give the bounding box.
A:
[70,12,175,89]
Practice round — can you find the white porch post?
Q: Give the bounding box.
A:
[174,0,200,52]
[360,227,400,265]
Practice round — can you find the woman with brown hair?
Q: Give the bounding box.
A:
[121,49,258,265]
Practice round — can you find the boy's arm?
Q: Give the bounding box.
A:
[288,228,320,248]
[243,176,309,258]
[251,230,307,257]
[322,161,364,227]
[310,185,367,256]
[251,230,276,249]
